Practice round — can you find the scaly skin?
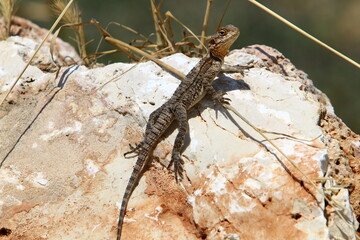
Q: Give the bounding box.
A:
[117,25,240,240]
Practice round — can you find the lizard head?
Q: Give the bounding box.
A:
[208,25,240,60]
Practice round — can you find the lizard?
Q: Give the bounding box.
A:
[117,24,241,240]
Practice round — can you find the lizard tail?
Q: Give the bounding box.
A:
[116,141,151,240]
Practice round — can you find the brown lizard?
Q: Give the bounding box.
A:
[117,25,240,240]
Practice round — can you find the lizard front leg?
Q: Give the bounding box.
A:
[204,81,231,105]
[168,104,188,182]
[221,60,254,73]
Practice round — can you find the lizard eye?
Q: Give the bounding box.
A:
[219,30,226,36]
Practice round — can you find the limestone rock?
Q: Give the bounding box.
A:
[0,23,359,240]
[0,16,80,70]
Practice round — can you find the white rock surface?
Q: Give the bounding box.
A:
[0,32,359,240]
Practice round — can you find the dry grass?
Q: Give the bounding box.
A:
[0,1,358,237]
[246,0,359,69]
[0,0,75,106]
[0,0,15,39]
[49,0,92,67]
[104,0,216,62]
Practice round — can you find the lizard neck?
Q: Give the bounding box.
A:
[209,52,223,63]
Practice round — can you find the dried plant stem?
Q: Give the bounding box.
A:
[165,11,207,50]
[0,0,74,106]
[109,22,149,41]
[76,22,89,65]
[150,0,164,48]
[224,103,358,238]
[50,0,90,66]
[247,0,360,69]
[200,0,212,48]
[216,0,232,31]
[0,0,15,39]
[104,36,185,79]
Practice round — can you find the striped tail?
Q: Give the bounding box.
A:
[116,141,151,240]
[116,107,174,239]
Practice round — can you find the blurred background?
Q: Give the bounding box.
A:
[16,0,360,133]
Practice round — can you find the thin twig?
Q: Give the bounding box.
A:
[165,11,207,51]
[150,0,164,47]
[224,103,358,238]
[200,0,213,48]
[50,0,90,66]
[104,36,185,79]
[246,0,360,69]
[216,0,232,31]
[0,0,74,106]
[0,0,15,39]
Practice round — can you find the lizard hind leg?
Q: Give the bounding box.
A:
[123,142,144,158]
[168,104,188,182]
[124,106,165,158]
[145,105,165,135]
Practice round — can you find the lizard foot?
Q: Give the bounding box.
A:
[213,91,231,106]
[124,142,142,158]
[168,153,185,182]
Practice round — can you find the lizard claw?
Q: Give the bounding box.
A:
[221,97,231,105]
[213,91,231,106]
[170,153,185,182]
